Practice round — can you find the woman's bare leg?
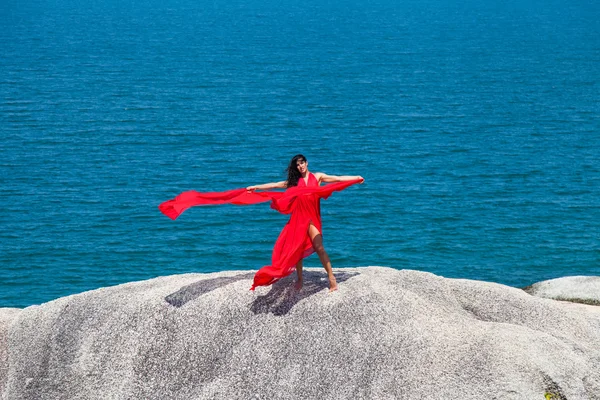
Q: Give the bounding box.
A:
[308,224,337,292]
[295,260,303,290]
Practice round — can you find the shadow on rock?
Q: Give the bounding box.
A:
[249,271,359,316]
[165,272,255,307]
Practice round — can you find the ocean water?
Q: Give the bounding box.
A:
[1,0,599,308]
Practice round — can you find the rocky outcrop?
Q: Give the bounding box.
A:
[524,276,600,305]
[1,267,599,400]
[0,308,21,396]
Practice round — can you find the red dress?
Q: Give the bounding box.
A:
[252,173,322,289]
[158,175,363,290]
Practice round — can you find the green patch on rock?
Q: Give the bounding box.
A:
[543,374,567,400]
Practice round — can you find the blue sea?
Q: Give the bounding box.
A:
[1,0,599,308]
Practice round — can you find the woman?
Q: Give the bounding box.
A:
[247,154,363,292]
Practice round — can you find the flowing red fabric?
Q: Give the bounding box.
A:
[158,176,363,290]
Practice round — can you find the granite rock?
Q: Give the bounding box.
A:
[524,276,600,305]
[1,267,599,400]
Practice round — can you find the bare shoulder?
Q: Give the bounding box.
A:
[313,172,326,182]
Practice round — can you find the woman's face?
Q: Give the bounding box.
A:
[296,159,307,174]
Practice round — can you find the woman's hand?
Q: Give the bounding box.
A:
[246,186,257,191]
[357,176,364,183]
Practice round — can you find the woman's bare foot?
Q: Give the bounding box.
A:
[295,280,303,291]
[328,277,338,292]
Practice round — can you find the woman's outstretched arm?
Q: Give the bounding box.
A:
[316,173,364,183]
[246,181,287,191]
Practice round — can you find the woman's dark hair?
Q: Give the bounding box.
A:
[286,154,307,187]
